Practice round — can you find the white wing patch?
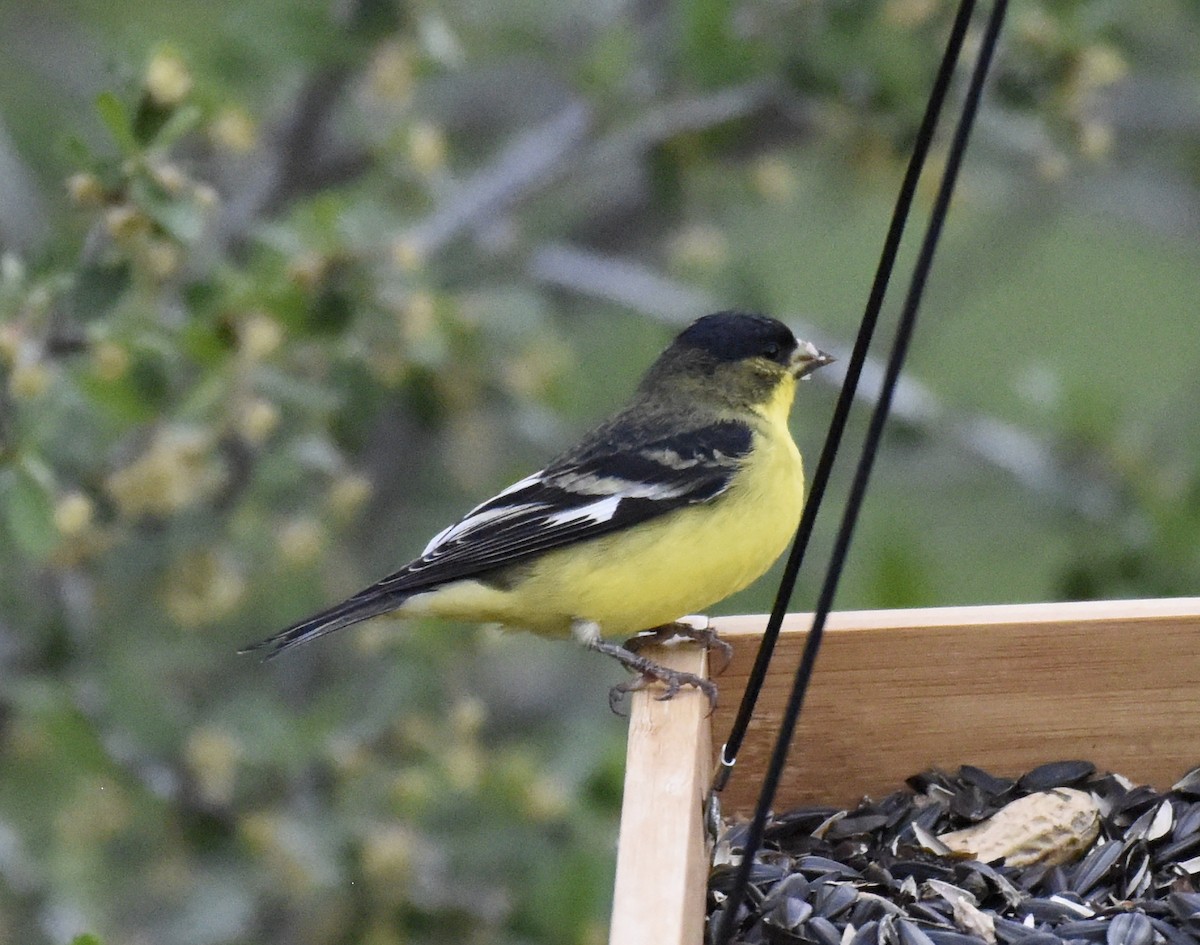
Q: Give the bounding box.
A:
[422,500,545,554]
[544,494,622,527]
[490,470,546,502]
[551,470,692,500]
[393,421,752,588]
[421,466,695,559]
[421,470,548,555]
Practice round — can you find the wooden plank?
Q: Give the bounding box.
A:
[610,643,712,945]
[709,598,1200,817]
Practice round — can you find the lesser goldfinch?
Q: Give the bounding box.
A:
[246,312,832,706]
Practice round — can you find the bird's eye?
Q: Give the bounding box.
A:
[763,342,781,359]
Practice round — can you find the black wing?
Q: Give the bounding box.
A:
[390,418,753,590]
[247,418,752,656]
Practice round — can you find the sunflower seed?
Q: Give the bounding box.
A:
[1070,840,1123,897]
[1020,762,1096,792]
[1173,768,1200,798]
[710,764,1200,945]
[1106,912,1154,945]
[1055,920,1111,942]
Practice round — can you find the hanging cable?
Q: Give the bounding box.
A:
[711,3,1009,942]
[712,0,979,793]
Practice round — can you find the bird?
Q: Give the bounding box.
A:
[245,311,833,708]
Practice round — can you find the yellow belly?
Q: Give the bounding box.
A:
[403,422,804,638]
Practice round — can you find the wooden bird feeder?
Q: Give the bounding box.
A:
[607,597,1200,945]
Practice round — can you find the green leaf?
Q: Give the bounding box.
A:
[71,261,132,320]
[70,933,105,945]
[132,98,171,147]
[678,0,758,87]
[151,103,203,149]
[3,466,58,561]
[255,366,342,411]
[95,91,138,153]
[145,196,204,243]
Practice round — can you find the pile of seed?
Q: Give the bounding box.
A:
[709,762,1200,945]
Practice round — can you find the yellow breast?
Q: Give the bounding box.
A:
[407,375,806,638]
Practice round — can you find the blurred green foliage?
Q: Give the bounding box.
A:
[0,1,1197,943]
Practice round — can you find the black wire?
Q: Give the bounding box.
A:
[712,0,979,794]
[711,3,1009,943]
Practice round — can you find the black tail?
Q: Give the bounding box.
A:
[241,588,410,659]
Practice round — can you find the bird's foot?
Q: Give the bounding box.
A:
[585,635,718,715]
[625,616,733,675]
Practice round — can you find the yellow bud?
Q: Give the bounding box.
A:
[237,398,280,444]
[327,473,372,520]
[92,340,130,381]
[361,824,417,887]
[352,615,404,654]
[55,777,132,844]
[668,223,728,271]
[364,350,410,386]
[1075,44,1128,91]
[106,427,225,518]
[1014,8,1058,48]
[403,290,437,333]
[391,768,438,810]
[368,40,415,102]
[239,313,283,359]
[192,183,220,210]
[54,492,94,537]
[9,361,51,399]
[524,774,571,822]
[210,106,259,153]
[239,814,320,894]
[1036,151,1070,182]
[141,239,183,281]
[239,812,278,853]
[397,290,438,349]
[325,735,371,776]
[285,252,328,291]
[1078,121,1114,160]
[407,122,447,175]
[579,920,609,945]
[0,324,22,365]
[163,550,246,627]
[751,156,797,201]
[66,172,106,207]
[500,337,572,399]
[150,162,189,196]
[144,49,193,107]
[450,697,486,738]
[882,0,938,27]
[104,204,150,243]
[184,727,242,806]
[391,237,425,272]
[443,743,482,792]
[277,518,324,567]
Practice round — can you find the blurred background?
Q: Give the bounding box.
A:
[0,0,1197,942]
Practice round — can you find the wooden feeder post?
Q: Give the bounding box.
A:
[610,643,713,945]
[608,597,1200,945]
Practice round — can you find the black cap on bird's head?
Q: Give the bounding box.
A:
[676,312,796,362]
[672,311,834,378]
[638,311,834,405]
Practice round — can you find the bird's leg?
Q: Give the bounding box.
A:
[625,615,733,675]
[573,620,717,714]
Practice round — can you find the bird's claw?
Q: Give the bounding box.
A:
[625,618,733,676]
[587,630,718,715]
[607,666,717,716]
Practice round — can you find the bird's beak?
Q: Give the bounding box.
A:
[791,341,836,380]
